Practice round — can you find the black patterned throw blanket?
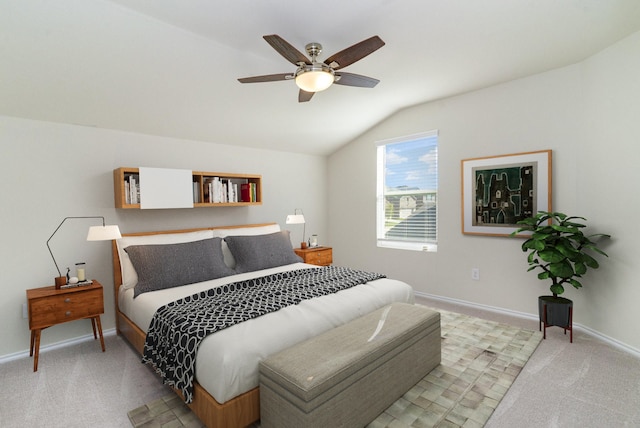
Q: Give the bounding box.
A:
[142,266,386,403]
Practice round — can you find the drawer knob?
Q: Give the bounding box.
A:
[64,298,71,303]
[65,311,72,316]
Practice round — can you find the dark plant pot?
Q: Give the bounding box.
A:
[538,295,573,342]
[538,296,572,327]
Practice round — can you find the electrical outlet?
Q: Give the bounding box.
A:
[471,268,480,281]
[22,303,28,319]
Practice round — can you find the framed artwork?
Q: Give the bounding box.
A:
[461,150,552,236]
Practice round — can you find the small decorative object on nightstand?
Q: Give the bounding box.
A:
[294,246,333,266]
[26,280,105,372]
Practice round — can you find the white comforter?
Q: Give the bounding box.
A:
[119,263,414,403]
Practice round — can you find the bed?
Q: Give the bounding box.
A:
[112,223,415,428]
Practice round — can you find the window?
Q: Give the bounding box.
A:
[376,131,438,251]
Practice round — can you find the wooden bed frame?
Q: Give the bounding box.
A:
[112,223,277,428]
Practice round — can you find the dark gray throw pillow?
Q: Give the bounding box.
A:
[224,231,303,273]
[125,237,235,297]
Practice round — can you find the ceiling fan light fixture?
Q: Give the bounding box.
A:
[239,35,385,102]
[295,64,335,92]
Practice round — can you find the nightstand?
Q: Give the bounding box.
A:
[294,246,333,266]
[26,280,105,371]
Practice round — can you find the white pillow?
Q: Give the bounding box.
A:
[212,224,281,269]
[116,230,215,289]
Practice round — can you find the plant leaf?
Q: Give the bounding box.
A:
[539,248,565,263]
[521,239,534,250]
[550,284,565,295]
[574,261,587,275]
[549,260,574,278]
[582,253,600,269]
[552,225,578,233]
[556,241,579,259]
[569,279,583,289]
[584,243,609,257]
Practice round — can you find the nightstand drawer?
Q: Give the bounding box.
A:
[306,248,332,265]
[29,287,104,329]
[295,247,333,266]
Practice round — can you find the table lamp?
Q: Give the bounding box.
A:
[46,216,122,288]
[286,209,307,249]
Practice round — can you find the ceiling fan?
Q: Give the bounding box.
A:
[238,35,385,102]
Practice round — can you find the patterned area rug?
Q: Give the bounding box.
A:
[128,307,542,428]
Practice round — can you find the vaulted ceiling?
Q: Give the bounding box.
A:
[2,0,640,155]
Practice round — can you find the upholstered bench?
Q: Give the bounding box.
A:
[259,303,441,428]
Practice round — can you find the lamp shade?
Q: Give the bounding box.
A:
[285,209,307,249]
[87,225,122,241]
[286,208,305,224]
[286,214,305,225]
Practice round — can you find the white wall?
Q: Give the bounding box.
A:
[0,116,327,358]
[2,27,637,361]
[328,31,640,351]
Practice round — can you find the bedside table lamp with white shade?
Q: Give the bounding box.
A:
[286,209,307,249]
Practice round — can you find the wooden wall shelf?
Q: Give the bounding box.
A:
[114,167,262,209]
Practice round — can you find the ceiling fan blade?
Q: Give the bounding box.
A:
[298,89,315,103]
[238,73,293,83]
[263,35,311,65]
[324,36,385,70]
[334,72,380,88]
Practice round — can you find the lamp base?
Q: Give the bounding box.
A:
[300,242,308,249]
[54,276,66,289]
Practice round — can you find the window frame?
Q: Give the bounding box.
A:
[376,130,438,252]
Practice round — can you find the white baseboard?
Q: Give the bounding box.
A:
[4,297,640,363]
[0,328,116,365]
[415,291,640,359]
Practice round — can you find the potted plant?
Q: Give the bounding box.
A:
[512,211,610,341]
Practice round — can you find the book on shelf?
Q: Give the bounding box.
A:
[124,173,140,204]
[241,183,250,202]
[202,177,239,203]
[240,182,257,202]
[203,178,210,203]
[130,175,136,204]
[230,183,238,203]
[193,181,200,203]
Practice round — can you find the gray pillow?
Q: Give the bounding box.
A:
[125,237,235,297]
[224,231,303,273]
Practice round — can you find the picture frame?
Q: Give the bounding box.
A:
[461,150,552,236]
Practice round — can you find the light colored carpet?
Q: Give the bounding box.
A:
[128,308,543,427]
[0,332,171,428]
[4,300,638,427]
